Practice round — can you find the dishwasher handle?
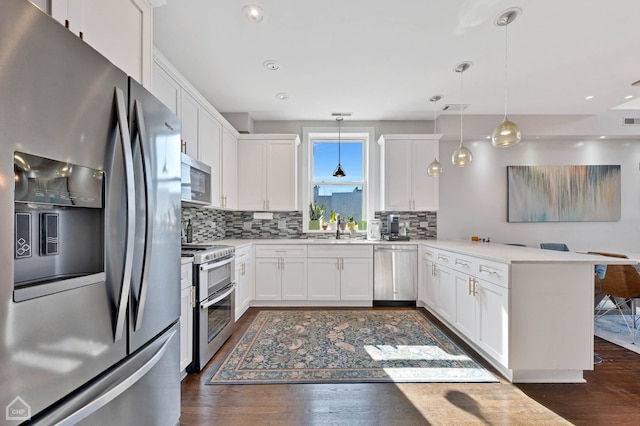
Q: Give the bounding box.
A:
[375,246,417,252]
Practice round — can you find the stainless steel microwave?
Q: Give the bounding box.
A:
[181,153,211,206]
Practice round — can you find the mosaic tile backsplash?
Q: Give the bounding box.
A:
[181,207,437,242]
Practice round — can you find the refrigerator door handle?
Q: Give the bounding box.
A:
[113,87,135,342]
[31,329,177,426]
[132,100,154,331]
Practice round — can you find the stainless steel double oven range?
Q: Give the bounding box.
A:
[182,244,236,372]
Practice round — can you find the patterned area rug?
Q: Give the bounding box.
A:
[207,310,497,384]
[594,315,640,355]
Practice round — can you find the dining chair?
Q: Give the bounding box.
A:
[540,243,569,251]
[589,251,640,343]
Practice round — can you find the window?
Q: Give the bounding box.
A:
[312,140,364,222]
[303,127,374,231]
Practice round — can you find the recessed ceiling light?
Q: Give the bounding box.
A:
[242,5,264,22]
[600,136,606,139]
[585,95,594,100]
[485,136,491,139]
[276,93,289,100]
[263,60,280,71]
[625,95,633,99]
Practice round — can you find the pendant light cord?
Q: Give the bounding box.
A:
[337,118,341,164]
[459,69,464,148]
[433,101,437,133]
[503,21,509,121]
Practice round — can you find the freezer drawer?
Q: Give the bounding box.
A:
[31,322,180,426]
[373,245,418,301]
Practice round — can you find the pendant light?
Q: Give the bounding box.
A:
[332,117,346,178]
[427,95,443,176]
[452,62,473,167]
[491,8,522,148]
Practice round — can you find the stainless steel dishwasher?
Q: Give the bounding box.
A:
[373,245,418,305]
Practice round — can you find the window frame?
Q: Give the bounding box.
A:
[302,126,375,232]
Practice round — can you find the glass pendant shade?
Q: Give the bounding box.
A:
[427,158,443,176]
[492,119,521,147]
[452,144,473,167]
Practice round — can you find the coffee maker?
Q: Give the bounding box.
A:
[384,214,409,241]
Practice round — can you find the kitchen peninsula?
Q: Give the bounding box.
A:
[204,238,634,383]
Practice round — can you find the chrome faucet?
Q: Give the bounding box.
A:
[336,215,341,239]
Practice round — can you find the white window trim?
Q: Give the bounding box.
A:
[302,126,376,230]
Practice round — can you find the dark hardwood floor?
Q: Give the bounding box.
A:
[180,307,640,425]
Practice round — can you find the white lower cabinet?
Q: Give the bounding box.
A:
[340,258,374,300]
[453,270,477,340]
[418,246,437,309]
[179,261,194,377]
[307,258,341,300]
[431,250,509,364]
[475,277,509,365]
[234,246,253,320]
[424,245,510,380]
[307,245,374,302]
[254,245,307,301]
[281,259,308,300]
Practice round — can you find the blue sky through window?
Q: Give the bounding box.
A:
[313,141,363,184]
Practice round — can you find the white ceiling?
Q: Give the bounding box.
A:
[153,0,640,122]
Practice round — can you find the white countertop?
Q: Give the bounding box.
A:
[423,240,637,265]
[190,238,424,248]
[182,238,636,265]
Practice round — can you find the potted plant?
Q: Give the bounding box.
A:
[308,201,325,230]
[345,216,357,231]
[328,210,338,231]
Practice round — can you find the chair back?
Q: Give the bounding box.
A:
[587,252,640,299]
[540,243,569,251]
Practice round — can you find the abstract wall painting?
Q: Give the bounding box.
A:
[507,165,621,222]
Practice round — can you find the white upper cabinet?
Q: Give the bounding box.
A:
[378,134,441,211]
[179,90,200,159]
[152,63,180,115]
[237,135,300,211]
[222,128,238,209]
[198,109,223,207]
[153,51,240,208]
[48,0,152,86]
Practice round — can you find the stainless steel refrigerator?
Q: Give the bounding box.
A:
[1,0,181,424]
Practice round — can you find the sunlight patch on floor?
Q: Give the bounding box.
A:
[365,344,471,361]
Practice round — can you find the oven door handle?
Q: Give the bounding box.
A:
[200,282,236,309]
[199,256,234,272]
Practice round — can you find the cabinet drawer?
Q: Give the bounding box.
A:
[308,244,373,258]
[422,246,437,261]
[255,244,307,258]
[435,250,453,267]
[235,245,252,261]
[475,259,509,288]
[452,253,475,275]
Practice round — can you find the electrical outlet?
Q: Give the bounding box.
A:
[243,221,252,230]
[278,220,287,230]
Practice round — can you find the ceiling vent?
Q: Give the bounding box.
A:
[623,117,640,125]
[331,112,352,117]
[441,104,469,111]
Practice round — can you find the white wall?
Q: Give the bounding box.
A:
[253,115,640,252]
[437,137,640,252]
